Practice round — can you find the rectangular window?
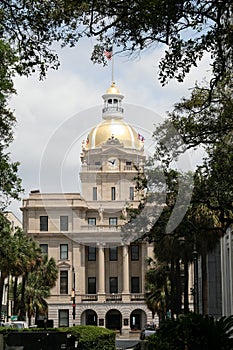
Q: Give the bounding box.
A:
[131,245,139,261]
[88,277,96,294]
[109,217,117,226]
[126,161,132,166]
[109,246,118,261]
[88,246,96,261]
[60,244,68,260]
[110,277,118,293]
[40,244,48,255]
[129,187,134,200]
[111,187,116,200]
[60,271,68,294]
[60,216,68,231]
[131,277,140,293]
[88,218,96,226]
[93,187,97,200]
[40,216,48,231]
[58,310,69,327]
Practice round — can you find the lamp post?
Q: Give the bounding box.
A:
[71,288,76,326]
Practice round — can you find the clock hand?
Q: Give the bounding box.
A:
[108,159,116,165]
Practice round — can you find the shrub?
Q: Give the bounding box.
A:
[59,325,116,350]
[145,313,233,350]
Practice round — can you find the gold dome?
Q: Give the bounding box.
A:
[86,118,143,150]
[106,82,121,95]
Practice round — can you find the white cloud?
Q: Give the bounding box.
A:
[7,40,211,218]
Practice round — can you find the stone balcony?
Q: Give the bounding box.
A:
[76,293,145,303]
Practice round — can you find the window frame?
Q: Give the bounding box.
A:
[40,216,48,231]
[109,246,118,261]
[131,277,140,293]
[60,215,68,231]
[40,244,48,255]
[111,186,116,200]
[60,270,68,294]
[88,246,96,261]
[93,187,97,200]
[88,277,96,294]
[88,218,96,226]
[131,244,139,261]
[109,277,118,293]
[109,217,118,226]
[60,244,68,260]
[129,186,134,200]
[58,309,69,327]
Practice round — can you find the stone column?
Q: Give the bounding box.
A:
[122,244,130,301]
[121,245,131,337]
[98,245,105,301]
[141,243,146,294]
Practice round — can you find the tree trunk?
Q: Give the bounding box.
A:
[18,274,27,321]
[13,276,18,315]
[201,249,208,314]
[175,258,182,316]
[183,257,189,314]
[170,258,175,317]
[0,273,7,320]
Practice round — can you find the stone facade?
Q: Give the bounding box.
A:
[21,83,155,335]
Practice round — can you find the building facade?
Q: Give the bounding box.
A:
[22,83,154,335]
[221,226,233,316]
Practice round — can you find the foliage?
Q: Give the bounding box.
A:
[145,259,171,323]
[0,40,22,208]
[146,313,233,350]
[1,0,232,86]
[0,215,57,323]
[21,255,58,325]
[59,325,115,350]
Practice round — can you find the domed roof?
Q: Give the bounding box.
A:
[86,118,143,150]
[85,82,144,151]
[105,82,121,95]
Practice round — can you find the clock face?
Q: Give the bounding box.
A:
[107,158,118,169]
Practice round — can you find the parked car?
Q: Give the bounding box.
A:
[140,323,157,340]
[2,321,29,329]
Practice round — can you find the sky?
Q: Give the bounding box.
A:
[7,39,210,220]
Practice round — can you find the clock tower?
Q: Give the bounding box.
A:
[80,82,145,207]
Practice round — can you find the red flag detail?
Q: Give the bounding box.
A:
[104,47,113,60]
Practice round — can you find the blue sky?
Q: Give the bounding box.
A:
[8,39,210,219]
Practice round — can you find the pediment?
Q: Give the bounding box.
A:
[57,261,71,269]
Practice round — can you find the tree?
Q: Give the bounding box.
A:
[153,76,233,226]
[145,258,171,324]
[0,214,17,318]
[0,40,22,209]
[1,1,232,86]
[23,255,58,326]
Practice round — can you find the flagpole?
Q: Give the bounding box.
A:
[112,47,114,83]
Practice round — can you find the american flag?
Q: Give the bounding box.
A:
[138,133,145,142]
[104,47,113,60]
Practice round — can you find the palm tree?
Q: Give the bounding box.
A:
[145,259,171,324]
[17,237,42,320]
[20,254,58,325]
[0,214,17,318]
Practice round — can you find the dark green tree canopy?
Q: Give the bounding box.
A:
[1,0,232,85]
[0,40,22,209]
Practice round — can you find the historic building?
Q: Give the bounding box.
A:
[21,82,155,335]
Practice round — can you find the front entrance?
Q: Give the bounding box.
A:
[130,309,147,330]
[85,310,98,326]
[106,309,122,331]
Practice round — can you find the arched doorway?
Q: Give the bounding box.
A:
[82,309,98,326]
[106,309,122,331]
[130,309,146,330]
